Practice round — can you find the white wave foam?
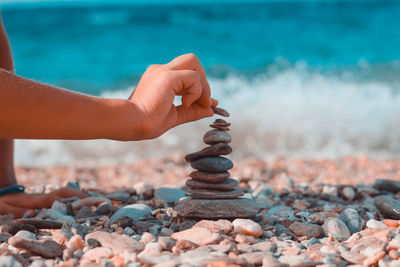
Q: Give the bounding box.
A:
[15,68,400,165]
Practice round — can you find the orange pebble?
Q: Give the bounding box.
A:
[112,200,122,206]
[384,219,399,227]
[111,256,125,267]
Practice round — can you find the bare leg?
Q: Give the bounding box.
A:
[0,139,17,187]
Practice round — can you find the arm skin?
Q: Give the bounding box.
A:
[0,12,217,217]
[0,12,17,187]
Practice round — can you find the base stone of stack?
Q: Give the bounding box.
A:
[175,198,262,219]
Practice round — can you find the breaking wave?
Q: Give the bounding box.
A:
[15,66,400,165]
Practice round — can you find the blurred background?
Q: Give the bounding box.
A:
[1,0,400,165]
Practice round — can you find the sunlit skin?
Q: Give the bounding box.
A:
[0,13,217,217]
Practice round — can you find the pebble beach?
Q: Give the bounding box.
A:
[0,155,396,266]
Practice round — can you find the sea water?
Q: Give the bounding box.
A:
[1,0,400,165]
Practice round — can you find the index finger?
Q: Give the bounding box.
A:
[166,53,211,108]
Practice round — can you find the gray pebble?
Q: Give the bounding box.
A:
[339,208,362,234]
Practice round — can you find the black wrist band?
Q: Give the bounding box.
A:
[0,185,25,196]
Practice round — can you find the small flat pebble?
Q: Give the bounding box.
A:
[232,219,262,237]
[189,171,230,183]
[338,208,362,235]
[366,219,387,229]
[374,196,400,219]
[373,179,400,193]
[185,143,232,162]
[158,236,176,250]
[203,129,232,145]
[322,217,351,238]
[86,231,144,254]
[110,203,152,221]
[171,227,220,246]
[154,187,185,203]
[190,156,233,172]
[186,178,238,191]
[0,256,22,267]
[14,230,36,240]
[82,247,113,264]
[8,236,63,258]
[288,222,323,238]
[268,206,296,220]
[342,186,356,201]
[211,106,230,117]
[107,191,131,202]
[193,219,233,234]
[134,182,155,199]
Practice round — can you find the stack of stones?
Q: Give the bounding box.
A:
[175,107,261,219]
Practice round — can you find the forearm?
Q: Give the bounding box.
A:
[0,69,142,140]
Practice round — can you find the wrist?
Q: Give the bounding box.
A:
[104,98,144,141]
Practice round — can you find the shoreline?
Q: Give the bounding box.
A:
[16,155,400,192]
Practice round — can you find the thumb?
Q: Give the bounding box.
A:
[173,102,213,127]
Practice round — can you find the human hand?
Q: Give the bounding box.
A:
[0,187,88,218]
[129,53,218,139]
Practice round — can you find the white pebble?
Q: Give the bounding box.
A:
[366,219,387,229]
[140,232,155,244]
[232,219,262,237]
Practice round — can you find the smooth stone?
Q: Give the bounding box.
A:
[342,186,356,201]
[288,222,323,238]
[193,219,233,234]
[185,187,244,199]
[211,121,231,127]
[322,218,350,238]
[210,125,230,131]
[279,255,322,266]
[14,230,36,240]
[82,247,113,264]
[8,236,63,258]
[2,222,36,235]
[185,143,232,162]
[18,218,63,229]
[0,256,21,267]
[134,182,155,199]
[107,191,130,202]
[189,171,230,183]
[158,236,176,250]
[66,235,84,253]
[71,197,110,211]
[232,219,262,237]
[366,219,387,229]
[190,157,233,172]
[338,208,362,235]
[171,227,220,246]
[51,201,67,215]
[75,206,93,219]
[154,187,185,203]
[268,206,296,220]
[185,178,237,191]
[203,129,232,145]
[374,196,400,219]
[211,106,230,117]
[85,231,144,254]
[110,203,152,222]
[94,203,113,216]
[175,198,261,219]
[239,251,272,265]
[373,179,400,193]
[215,118,227,123]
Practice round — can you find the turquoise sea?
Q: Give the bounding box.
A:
[1,0,400,164]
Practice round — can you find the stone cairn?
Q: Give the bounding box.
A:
[175,107,260,219]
